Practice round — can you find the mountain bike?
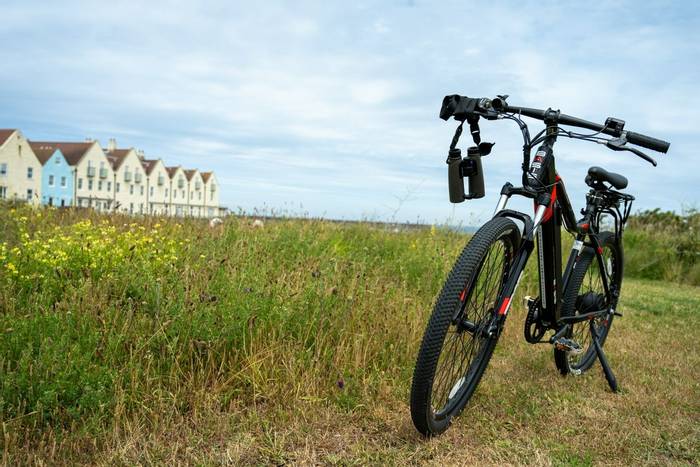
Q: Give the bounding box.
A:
[409,94,670,436]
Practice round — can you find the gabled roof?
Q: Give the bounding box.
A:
[184,169,200,181]
[28,141,96,166]
[29,143,62,165]
[166,166,182,178]
[201,171,214,183]
[0,129,16,147]
[140,158,162,175]
[105,148,135,170]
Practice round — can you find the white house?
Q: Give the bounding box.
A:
[166,166,188,216]
[105,143,147,215]
[184,169,205,217]
[141,158,170,215]
[0,129,43,204]
[29,140,115,211]
[201,171,221,218]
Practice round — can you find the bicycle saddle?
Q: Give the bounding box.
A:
[587,166,628,190]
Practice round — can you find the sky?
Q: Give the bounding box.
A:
[1,1,698,224]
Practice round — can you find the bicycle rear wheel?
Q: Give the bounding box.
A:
[410,217,520,436]
[555,232,622,374]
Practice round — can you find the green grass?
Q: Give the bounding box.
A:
[0,204,698,465]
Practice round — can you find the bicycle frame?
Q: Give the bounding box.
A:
[486,132,615,338]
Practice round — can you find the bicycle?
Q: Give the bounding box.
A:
[409,94,670,436]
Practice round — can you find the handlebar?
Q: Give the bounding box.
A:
[624,131,670,154]
[440,95,671,154]
[496,102,670,153]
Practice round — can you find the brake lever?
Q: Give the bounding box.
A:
[606,137,657,166]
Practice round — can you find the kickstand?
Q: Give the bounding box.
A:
[590,320,619,392]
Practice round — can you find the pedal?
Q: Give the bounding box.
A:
[553,337,584,354]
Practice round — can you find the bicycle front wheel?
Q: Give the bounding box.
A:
[410,217,520,436]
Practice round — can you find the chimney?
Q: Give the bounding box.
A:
[108,138,117,152]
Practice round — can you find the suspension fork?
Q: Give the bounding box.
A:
[488,200,551,335]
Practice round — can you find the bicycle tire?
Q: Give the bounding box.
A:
[554,232,623,374]
[410,217,521,436]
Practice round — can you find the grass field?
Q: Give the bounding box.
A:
[0,205,698,465]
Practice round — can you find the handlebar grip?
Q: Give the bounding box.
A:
[625,131,670,154]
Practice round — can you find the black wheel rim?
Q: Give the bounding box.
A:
[431,237,511,419]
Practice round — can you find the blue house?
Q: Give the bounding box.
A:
[30,143,75,207]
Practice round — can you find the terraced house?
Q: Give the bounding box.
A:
[166,166,188,216]
[0,130,224,217]
[30,141,115,211]
[141,158,170,215]
[29,144,74,207]
[184,169,205,217]
[201,171,220,218]
[0,129,42,204]
[105,142,147,214]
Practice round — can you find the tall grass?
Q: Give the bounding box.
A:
[624,208,699,285]
[0,203,697,463]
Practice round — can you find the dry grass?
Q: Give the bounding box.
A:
[0,205,698,465]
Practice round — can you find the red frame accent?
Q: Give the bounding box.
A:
[498,297,511,315]
[532,174,561,223]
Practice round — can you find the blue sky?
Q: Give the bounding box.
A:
[1,1,698,224]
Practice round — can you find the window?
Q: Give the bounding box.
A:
[116,182,120,193]
[210,191,214,201]
[27,167,33,179]
[78,178,83,189]
[0,163,7,175]
[26,188,33,201]
[55,157,61,164]
[60,199,66,207]
[129,184,134,195]
[173,190,177,199]
[150,186,154,196]
[88,180,93,190]
[0,186,6,198]
[48,175,55,186]
[60,176,67,187]
[98,180,103,191]
[129,203,134,214]
[165,188,168,197]
[107,182,111,191]
[140,185,144,195]
[139,203,143,213]
[198,192,201,200]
